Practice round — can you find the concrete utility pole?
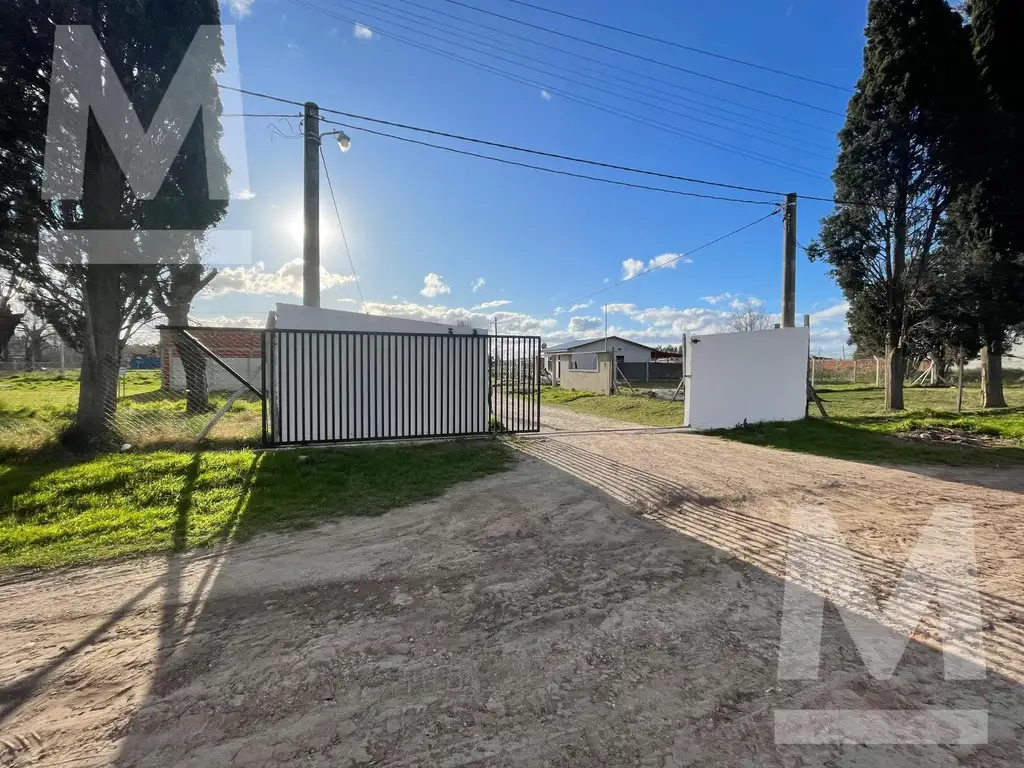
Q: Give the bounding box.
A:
[782,192,798,328]
[303,102,321,308]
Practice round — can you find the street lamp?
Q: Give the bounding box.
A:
[329,129,352,153]
[303,102,352,308]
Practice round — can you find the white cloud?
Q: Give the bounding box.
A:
[287,41,301,56]
[364,301,556,336]
[420,273,451,298]
[473,299,512,310]
[623,253,691,280]
[225,0,255,18]
[701,292,736,305]
[604,303,636,314]
[648,253,691,270]
[471,277,485,293]
[622,259,644,279]
[568,316,604,333]
[567,300,592,312]
[540,89,552,101]
[603,278,610,284]
[201,259,354,298]
[235,188,256,201]
[809,300,850,323]
[187,313,267,328]
[353,23,374,39]
[730,296,764,310]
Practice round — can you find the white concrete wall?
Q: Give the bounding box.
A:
[559,352,613,395]
[167,357,261,393]
[270,306,490,444]
[275,303,486,336]
[684,327,809,430]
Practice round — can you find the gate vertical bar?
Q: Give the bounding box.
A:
[461,335,468,434]
[315,332,322,443]
[260,330,268,445]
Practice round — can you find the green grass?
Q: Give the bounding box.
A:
[0,371,261,454]
[711,383,1024,467]
[541,386,684,427]
[0,441,511,571]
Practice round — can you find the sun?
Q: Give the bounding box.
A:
[281,211,332,248]
[283,213,305,248]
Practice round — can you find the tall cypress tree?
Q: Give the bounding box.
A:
[810,0,976,410]
[945,0,1024,407]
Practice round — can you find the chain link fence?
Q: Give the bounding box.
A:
[111,327,265,449]
[0,327,267,454]
[810,358,880,386]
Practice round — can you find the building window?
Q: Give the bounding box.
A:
[571,353,598,371]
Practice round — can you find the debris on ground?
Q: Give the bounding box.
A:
[900,426,1001,448]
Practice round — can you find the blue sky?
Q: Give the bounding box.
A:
[195,0,869,355]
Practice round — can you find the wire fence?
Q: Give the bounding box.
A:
[0,328,267,453]
[110,328,265,450]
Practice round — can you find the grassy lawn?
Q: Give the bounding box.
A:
[0,370,261,454]
[541,386,684,427]
[0,441,511,571]
[711,383,1024,467]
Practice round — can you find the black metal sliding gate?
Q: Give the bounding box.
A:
[264,329,541,446]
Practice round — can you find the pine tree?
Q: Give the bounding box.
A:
[810,0,976,410]
[945,0,1024,407]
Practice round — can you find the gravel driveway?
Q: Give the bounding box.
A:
[2,411,1023,766]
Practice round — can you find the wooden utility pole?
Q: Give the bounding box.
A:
[303,102,321,308]
[782,193,798,328]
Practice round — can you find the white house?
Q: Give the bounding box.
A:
[541,336,664,381]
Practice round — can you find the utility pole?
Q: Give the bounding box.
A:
[782,192,797,328]
[493,317,498,336]
[303,102,321,308]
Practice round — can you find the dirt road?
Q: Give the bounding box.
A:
[2,411,1023,766]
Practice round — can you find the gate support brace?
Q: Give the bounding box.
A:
[159,326,264,398]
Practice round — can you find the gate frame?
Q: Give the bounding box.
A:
[262,327,541,447]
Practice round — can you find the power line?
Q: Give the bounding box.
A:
[564,210,781,306]
[343,0,834,143]
[287,0,830,179]
[218,84,863,206]
[221,112,302,118]
[318,112,784,197]
[497,0,852,93]
[378,0,835,133]
[320,146,368,313]
[433,0,845,116]
[318,117,779,205]
[333,0,836,153]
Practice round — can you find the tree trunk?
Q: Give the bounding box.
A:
[980,343,1007,409]
[166,308,210,414]
[885,343,905,411]
[74,266,122,441]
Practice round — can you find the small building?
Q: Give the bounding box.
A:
[542,336,662,382]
